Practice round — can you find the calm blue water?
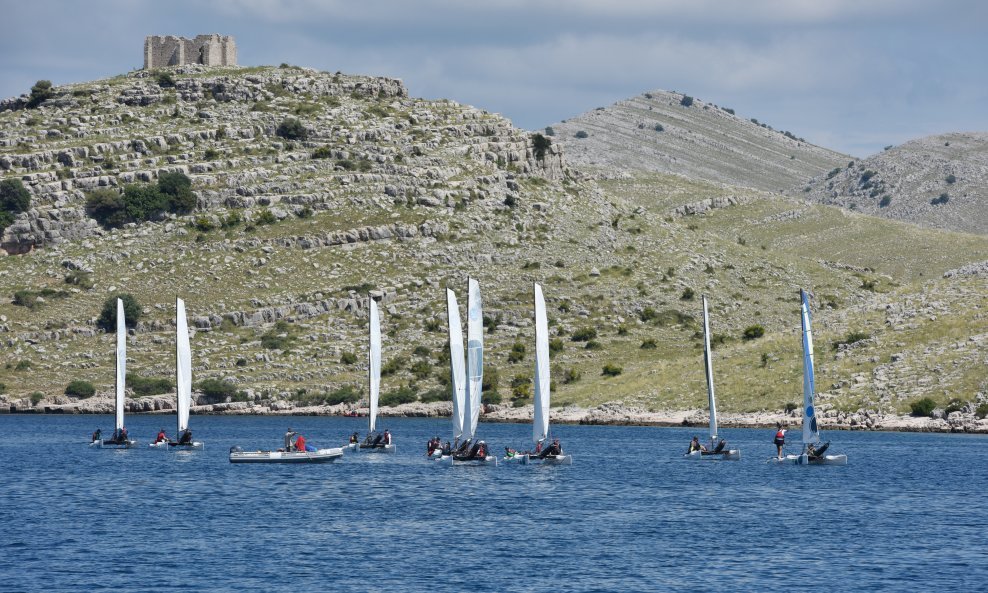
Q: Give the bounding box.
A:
[1,414,985,592]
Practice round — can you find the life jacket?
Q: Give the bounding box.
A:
[775,430,785,440]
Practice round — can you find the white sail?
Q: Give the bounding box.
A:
[446,289,466,441]
[465,278,484,441]
[533,283,550,446]
[115,298,126,431]
[800,289,821,445]
[701,295,718,443]
[176,298,192,434]
[368,297,381,433]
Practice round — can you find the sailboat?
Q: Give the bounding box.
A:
[91,299,136,449]
[449,278,496,465]
[358,296,395,453]
[429,288,466,460]
[507,283,572,465]
[151,298,203,450]
[685,295,740,460]
[770,289,847,466]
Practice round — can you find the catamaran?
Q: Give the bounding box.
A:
[429,288,467,460]
[358,296,395,453]
[447,279,496,465]
[505,283,571,465]
[229,445,345,463]
[770,289,847,466]
[685,295,740,461]
[91,299,136,449]
[150,298,203,450]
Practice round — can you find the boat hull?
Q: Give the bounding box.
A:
[148,441,204,450]
[768,453,848,466]
[229,448,344,463]
[446,455,497,466]
[358,443,396,454]
[91,439,136,449]
[522,454,572,466]
[685,449,741,461]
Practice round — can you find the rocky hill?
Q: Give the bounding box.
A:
[546,89,848,192]
[796,132,988,235]
[1,66,986,430]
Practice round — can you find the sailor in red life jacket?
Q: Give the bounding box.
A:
[774,423,787,458]
[294,434,307,452]
[383,429,391,445]
[155,429,168,444]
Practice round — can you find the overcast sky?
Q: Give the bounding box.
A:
[1,0,985,157]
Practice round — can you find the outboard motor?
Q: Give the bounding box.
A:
[229,445,243,454]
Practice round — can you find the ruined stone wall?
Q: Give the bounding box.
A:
[144,34,237,69]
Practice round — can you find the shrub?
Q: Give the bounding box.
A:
[601,363,623,377]
[640,307,659,322]
[833,331,870,350]
[784,402,798,413]
[155,71,176,88]
[204,148,220,160]
[482,365,500,393]
[15,360,32,371]
[410,360,432,380]
[944,398,967,416]
[910,397,937,417]
[975,403,988,420]
[931,193,949,206]
[0,382,4,394]
[324,385,361,405]
[742,325,765,341]
[340,351,358,365]
[380,384,418,407]
[85,189,127,228]
[879,195,892,208]
[0,179,32,214]
[503,194,518,208]
[945,174,956,184]
[420,388,451,403]
[381,355,408,377]
[680,287,695,301]
[413,345,431,358]
[27,80,53,109]
[544,126,555,137]
[507,342,526,363]
[654,123,664,132]
[276,118,308,140]
[97,294,142,331]
[483,314,502,334]
[571,327,597,342]
[584,340,603,350]
[679,95,694,107]
[531,133,552,161]
[482,390,503,405]
[561,367,582,384]
[312,146,334,159]
[549,338,564,356]
[65,380,96,398]
[198,378,237,400]
[574,130,589,139]
[31,392,44,405]
[158,171,196,214]
[511,375,532,402]
[260,322,296,351]
[255,208,277,226]
[127,374,172,396]
[640,338,657,349]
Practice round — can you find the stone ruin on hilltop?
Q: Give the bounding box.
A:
[144,34,237,69]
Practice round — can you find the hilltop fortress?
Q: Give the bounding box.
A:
[144,34,237,69]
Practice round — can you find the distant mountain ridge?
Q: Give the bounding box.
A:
[796,132,988,235]
[546,89,849,192]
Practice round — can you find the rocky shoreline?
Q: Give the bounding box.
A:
[6,394,987,434]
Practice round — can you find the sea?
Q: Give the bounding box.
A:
[1,414,985,592]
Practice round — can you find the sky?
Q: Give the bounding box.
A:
[1,0,986,157]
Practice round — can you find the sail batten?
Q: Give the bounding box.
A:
[446,289,466,441]
[115,298,126,431]
[800,289,820,445]
[701,296,718,442]
[176,298,192,434]
[533,283,550,446]
[368,297,381,434]
[465,278,483,441]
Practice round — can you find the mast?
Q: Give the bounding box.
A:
[533,283,550,447]
[176,297,192,435]
[701,295,718,445]
[368,296,381,434]
[465,278,483,441]
[800,289,820,446]
[446,289,466,441]
[115,298,126,432]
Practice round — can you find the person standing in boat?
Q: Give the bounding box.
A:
[284,428,297,452]
[774,423,787,458]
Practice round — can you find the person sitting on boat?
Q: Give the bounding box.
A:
[713,439,727,453]
[91,428,101,443]
[427,437,438,456]
[476,441,486,459]
[687,436,705,454]
[155,429,169,444]
[504,447,517,459]
[349,432,359,445]
[178,429,193,445]
[539,438,562,458]
[534,439,544,454]
[774,423,787,458]
[284,428,297,452]
[441,441,452,455]
[456,438,471,454]
[295,434,307,452]
[383,430,392,445]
